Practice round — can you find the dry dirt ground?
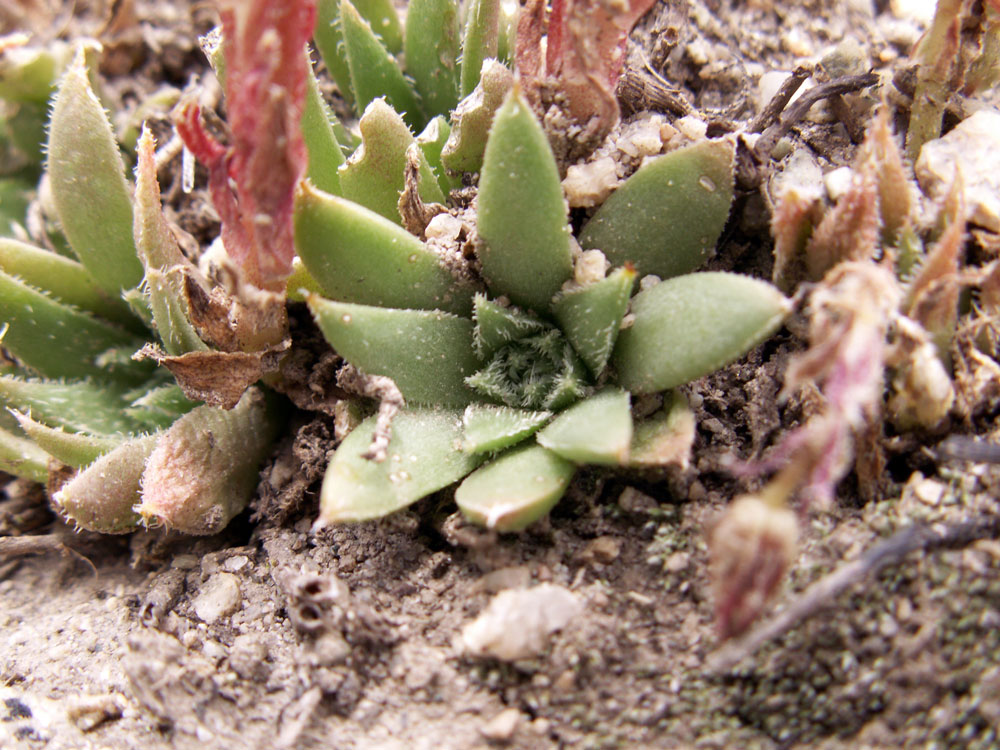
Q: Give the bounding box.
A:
[3,0,1000,748]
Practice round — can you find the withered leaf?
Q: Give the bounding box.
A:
[135,341,290,409]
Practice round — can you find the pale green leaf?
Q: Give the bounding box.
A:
[53,432,159,533]
[579,138,736,280]
[0,237,136,325]
[295,182,475,315]
[11,409,123,468]
[552,266,637,377]
[459,0,499,98]
[461,403,551,453]
[0,423,49,483]
[536,388,632,465]
[477,87,572,310]
[417,116,462,194]
[308,295,481,406]
[318,407,482,523]
[404,0,460,117]
[303,61,346,194]
[341,0,425,131]
[455,444,575,531]
[0,270,146,382]
[338,98,445,223]
[440,60,512,175]
[612,272,791,394]
[46,48,142,295]
[628,390,695,468]
[0,375,141,435]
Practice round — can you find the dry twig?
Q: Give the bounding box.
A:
[706,515,1000,673]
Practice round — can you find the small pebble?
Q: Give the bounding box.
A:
[580,536,620,564]
[461,584,583,661]
[479,707,521,742]
[223,555,250,573]
[192,573,242,624]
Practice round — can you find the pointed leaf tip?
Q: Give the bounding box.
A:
[47,47,142,295]
[477,87,572,310]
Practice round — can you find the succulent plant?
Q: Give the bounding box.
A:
[293,13,792,529]
[1,0,794,539]
[0,45,284,535]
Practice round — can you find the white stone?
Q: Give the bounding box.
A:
[824,167,855,202]
[915,109,1000,233]
[461,584,583,661]
[563,156,619,208]
[192,573,241,624]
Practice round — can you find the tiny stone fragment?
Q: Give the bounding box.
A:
[480,707,521,742]
[192,572,241,624]
[580,536,621,564]
[461,584,584,661]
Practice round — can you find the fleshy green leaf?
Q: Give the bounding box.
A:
[417,116,462,194]
[628,390,695,468]
[341,0,425,131]
[338,98,445,223]
[459,0,499,98]
[579,138,736,280]
[477,87,572,310]
[144,268,210,356]
[318,407,482,523]
[0,423,49,483]
[124,383,200,429]
[11,410,123,468]
[0,41,69,105]
[133,127,208,355]
[351,0,404,53]
[0,237,135,325]
[53,433,159,534]
[303,62,346,194]
[314,0,356,109]
[462,403,551,453]
[440,59,513,174]
[0,270,146,382]
[0,375,141,435]
[308,295,481,406]
[136,388,283,535]
[295,182,475,315]
[455,444,575,531]
[536,388,632,465]
[552,266,637,377]
[287,257,325,302]
[612,272,791,394]
[404,0,460,117]
[46,48,143,295]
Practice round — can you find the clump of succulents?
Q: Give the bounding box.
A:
[281,0,793,530]
[0,30,287,534]
[2,0,795,540]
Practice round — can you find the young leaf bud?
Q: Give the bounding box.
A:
[709,493,798,640]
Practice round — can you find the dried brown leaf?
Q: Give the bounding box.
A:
[135,342,290,410]
[770,187,823,292]
[803,172,880,281]
[855,104,913,243]
[906,178,966,353]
